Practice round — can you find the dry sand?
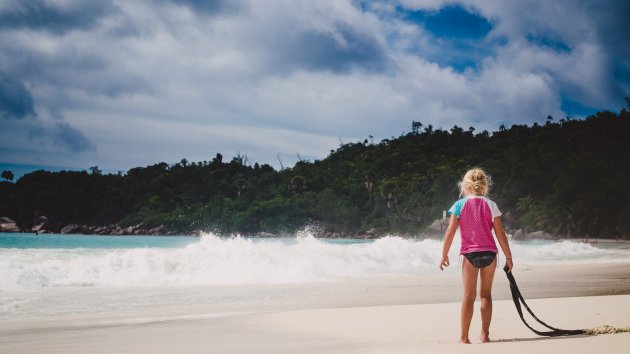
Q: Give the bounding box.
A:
[1,263,629,353]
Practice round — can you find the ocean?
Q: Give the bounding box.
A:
[2,232,629,321]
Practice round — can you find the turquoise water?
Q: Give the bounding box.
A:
[0,233,371,249]
[0,233,200,249]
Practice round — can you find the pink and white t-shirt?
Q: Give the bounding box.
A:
[448,196,501,254]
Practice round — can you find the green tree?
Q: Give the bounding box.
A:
[1,170,14,182]
[0,108,628,238]
[89,166,102,175]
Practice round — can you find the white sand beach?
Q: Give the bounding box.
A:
[1,263,629,354]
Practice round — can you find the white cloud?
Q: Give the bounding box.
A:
[1,0,627,172]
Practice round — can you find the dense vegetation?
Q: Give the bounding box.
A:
[1,108,629,238]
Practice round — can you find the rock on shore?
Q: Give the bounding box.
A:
[0,215,177,236]
[0,217,20,232]
[511,229,557,240]
[57,223,172,236]
[1,213,566,240]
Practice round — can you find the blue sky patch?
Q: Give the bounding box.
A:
[401,5,496,72]
[561,95,602,117]
[405,5,493,40]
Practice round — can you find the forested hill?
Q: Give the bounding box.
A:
[1,109,629,238]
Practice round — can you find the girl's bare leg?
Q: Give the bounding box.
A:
[478,258,497,342]
[460,258,478,343]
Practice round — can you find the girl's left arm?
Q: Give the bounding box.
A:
[493,217,513,272]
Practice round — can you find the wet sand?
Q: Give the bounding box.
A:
[1,263,630,353]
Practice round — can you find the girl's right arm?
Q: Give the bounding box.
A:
[440,214,459,270]
[493,217,513,272]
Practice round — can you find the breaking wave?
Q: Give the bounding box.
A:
[1,232,628,290]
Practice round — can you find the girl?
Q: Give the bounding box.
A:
[439,168,513,344]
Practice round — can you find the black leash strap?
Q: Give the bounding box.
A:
[503,267,585,336]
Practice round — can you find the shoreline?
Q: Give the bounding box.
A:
[2,263,630,323]
[4,230,630,243]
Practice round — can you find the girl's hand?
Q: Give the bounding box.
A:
[505,257,513,272]
[439,256,450,270]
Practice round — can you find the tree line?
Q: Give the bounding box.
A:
[1,108,629,238]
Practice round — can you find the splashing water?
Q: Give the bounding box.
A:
[1,232,629,291]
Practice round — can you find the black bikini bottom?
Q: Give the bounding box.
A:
[463,251,497,268]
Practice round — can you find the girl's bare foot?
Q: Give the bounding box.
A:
[480,333,491,343]
[459,337,471,344]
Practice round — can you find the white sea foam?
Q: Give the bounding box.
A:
[1,233,628,291]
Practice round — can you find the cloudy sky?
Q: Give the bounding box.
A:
[1,0,628,177]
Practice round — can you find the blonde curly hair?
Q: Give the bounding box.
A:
[458,168,491,197]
